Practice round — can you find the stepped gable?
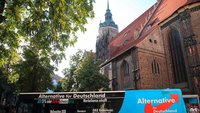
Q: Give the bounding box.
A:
[109,0,199,60]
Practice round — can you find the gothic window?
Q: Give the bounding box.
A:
[120,60,130,89]
[168,28,187,84]
[151,59,160,74]
[124,61,130,77]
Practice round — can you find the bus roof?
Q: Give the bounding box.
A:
[19,90,125,95]
[183,95,199,98]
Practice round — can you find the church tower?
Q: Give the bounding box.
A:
[96,0,118,62]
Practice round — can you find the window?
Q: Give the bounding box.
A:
[120,60,130,89]
[123,31,129,38]
[123,39,129,46]
[124,61,130,77]
[151,59,160,74]
[149,39,152,43]
[146,25,152,30]
[168,28,187,83]
[154,40,157,44]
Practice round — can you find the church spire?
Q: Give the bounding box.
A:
[99,0,118,29]
[107,0,109,10]
[105,0,112,21]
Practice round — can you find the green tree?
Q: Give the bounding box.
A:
[15,47,54,92]
[0,50,20,95]
[0,0,95,93]
[73,51,109,91]
[0,0,95,66]
[61,49,83,91]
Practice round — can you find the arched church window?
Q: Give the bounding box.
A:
[120,60,130,89]
[151,59,160,74]
[124,61,130,77]
[168,28,187,83]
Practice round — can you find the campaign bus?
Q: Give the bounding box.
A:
[17,89,199,113]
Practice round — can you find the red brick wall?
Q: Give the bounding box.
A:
[110,3,200,93]
[137,27,170,89]
[191,8,200,62]
[114,51,133,90]
[190,6,200,95]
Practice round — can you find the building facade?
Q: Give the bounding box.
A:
[99,0,200,95]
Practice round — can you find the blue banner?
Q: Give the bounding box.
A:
[119,89,186,113]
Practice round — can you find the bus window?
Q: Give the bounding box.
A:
[183,95,200,112]
[17,91,125,113]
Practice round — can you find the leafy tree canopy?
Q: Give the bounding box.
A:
[60,50,109,92]
[0,0,95,93]
[61,49,83,91]
[0,0,95,66]
[15,47,54,92]
[73,51,109,91]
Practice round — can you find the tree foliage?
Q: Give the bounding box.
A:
[73,51,109,91]
[0,0,95,93]
[61,50,109,92]
[15,47,54,92]
[61,49,83,91]
[0,67,8,93]
[0,0,95,66]
[0,49,20,94]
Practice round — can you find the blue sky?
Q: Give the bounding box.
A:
[56,0,157,77]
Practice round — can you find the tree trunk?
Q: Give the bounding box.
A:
[0,0,6,23]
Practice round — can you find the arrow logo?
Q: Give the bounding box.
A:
[144,94,179,113]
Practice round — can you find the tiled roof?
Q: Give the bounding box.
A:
[109,0,199,61]
[109,4,156,60]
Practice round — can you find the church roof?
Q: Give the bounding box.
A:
[109,0,199,61]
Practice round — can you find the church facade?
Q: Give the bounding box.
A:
[97,0,200,95]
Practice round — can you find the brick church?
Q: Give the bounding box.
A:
[96,0,200,95]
